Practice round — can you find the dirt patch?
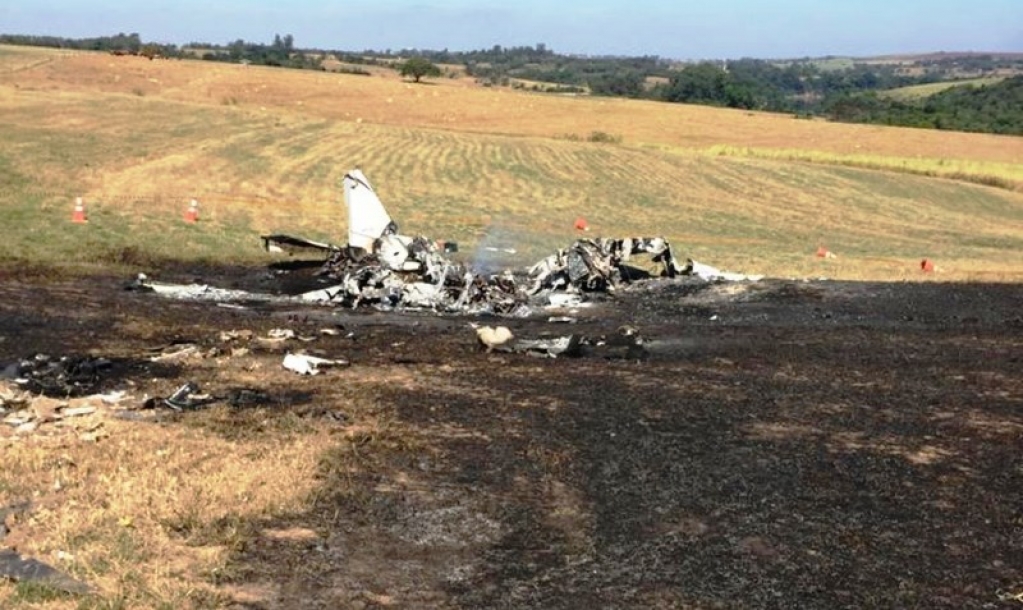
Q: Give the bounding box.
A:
[0,267,1021,608]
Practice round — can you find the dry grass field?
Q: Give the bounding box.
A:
[881,77,1006,101]
[1,45,1022,279]
[1,45,1023,609]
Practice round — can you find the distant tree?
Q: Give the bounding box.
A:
[663,63,729,105]
[139,44,162,59]
[589,70,645,98]
[661,62,762,109]
[400,57,441,83]
[271,33,295,53]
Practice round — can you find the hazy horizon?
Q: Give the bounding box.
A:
[2,0,1019,61]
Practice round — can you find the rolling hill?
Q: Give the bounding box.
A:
[2,45,1022,281]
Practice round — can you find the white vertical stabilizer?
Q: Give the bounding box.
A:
[344,169,394,251]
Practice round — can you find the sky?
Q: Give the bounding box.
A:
[2,0,1020,60]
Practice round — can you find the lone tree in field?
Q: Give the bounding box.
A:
[400,57,442,83]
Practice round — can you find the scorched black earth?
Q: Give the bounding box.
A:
[1,270,1020,609]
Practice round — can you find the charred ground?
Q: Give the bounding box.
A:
[1,266,1021,609]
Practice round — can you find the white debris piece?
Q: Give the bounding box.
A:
[61,406,97,418]
[345,169,394,251]
[298,285,348,303]
[142,281,270,302]
[512,334,582,358]
[378,235,421,271]
[474,325,514,352]
[401,282,445,308]
[219,329,254,342]
[282,353,349,375]
[95,390,129,405]
[150,345,199,363]
[547,293,585,308]
[686,260,764,282]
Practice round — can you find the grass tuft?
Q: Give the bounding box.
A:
[9,581,74,604]
[588,131,623,144]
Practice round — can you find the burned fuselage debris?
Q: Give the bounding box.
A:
[527,236,686,294]
[1,354,115,397]
[263,170,527,313]
[140,169,759,315]
[477,325,648,360]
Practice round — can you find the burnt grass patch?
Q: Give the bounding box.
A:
[361,331,1021,609]
[217,276,1022,608]
[1,268,1021,608]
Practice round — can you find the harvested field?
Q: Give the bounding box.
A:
[2,46,1023,279]
[5,50,1020,165]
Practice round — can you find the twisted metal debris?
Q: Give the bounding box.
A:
[143,169,759,314]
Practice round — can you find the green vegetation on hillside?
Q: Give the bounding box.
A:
[826,77,1023,135]
[881,77,1005,101]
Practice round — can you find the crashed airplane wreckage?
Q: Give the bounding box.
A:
[140,169,760,314]
[261,170,523,313]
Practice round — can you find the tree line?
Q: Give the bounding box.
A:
[202,34,322,70]
[403,45,1023,134]
[3,33,1022,135]
[825,76,1023,135]
[0,32,173,58]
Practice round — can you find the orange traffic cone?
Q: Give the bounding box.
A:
[184,199,199,223]
[574,217,589,231]
[920,259,934,273]
[71,197,88,223]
